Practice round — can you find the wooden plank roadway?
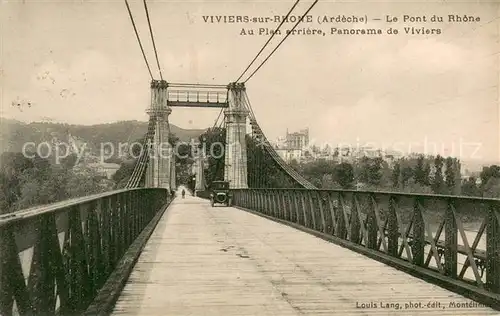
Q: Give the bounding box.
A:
[112,195,500,315]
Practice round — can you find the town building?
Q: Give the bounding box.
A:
[286,128,309,149]
[273,128,310,163]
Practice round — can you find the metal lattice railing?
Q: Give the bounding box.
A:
[231,188,500,309]
[0,188,170,315]
[167,90,228,104]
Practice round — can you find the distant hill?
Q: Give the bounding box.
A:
[0,118,206,154]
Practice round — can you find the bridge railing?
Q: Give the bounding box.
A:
[231,188,500,307]
[0,188,170,316]
[167,89,228,105]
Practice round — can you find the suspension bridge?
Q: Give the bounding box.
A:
[1,0,500,315]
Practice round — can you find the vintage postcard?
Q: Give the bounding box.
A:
[0,0,499,315]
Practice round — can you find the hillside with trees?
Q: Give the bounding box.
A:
[0,118,205,154]
[0,118,206,214]
[0,152,113,215]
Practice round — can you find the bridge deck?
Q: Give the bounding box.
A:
[112,196,499,315]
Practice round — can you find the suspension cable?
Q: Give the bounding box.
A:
[243,0,319,83]
[218,114,225,128]
[212,108,223,128]
[143,0,163,80]
[124,0,154,80]
[235,0,301,83]
[244,90,256,119]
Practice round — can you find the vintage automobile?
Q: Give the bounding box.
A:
[209,181,232,207]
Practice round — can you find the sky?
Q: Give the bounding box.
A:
[1,0,499,163]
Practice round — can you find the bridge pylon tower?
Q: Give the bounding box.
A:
[145,79,174,191]
[193,144,206,195]
[224,82,248,189]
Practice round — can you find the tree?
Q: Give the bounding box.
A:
[176,162,193,186]
[199,127,225,188]
[103,157,123,164]
[461,177,480,197]
[0,152,34,212]
[175,138,194,186]
[169,133,180,147]
[401,166,413,189]
[187,175,196,192]
[422,162,431,186]
[38,166,69,203]
[0,152,34,176]
[432,155,445,194]
[0,149,116,214]
[0,173,9,213]
[246,135,301,188]
[66,167,106,198]
[15,179,40,209]
[321,174,335,188]
[414,155,426,185]
[288,158,337,189]
[175,141,192,164]
[129,137,145,158]
[15,164,69,208]
[301,160,335,179]
[402,178,433,194]
[391,162,400,188]
[359,157,383,186]
[61,153,78,169]
[480,165,500,188]
[113,159,136,188]
[444,157,455,194]
[289,159,300,171]
[483,177,500,198]
[333,162,354,189]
